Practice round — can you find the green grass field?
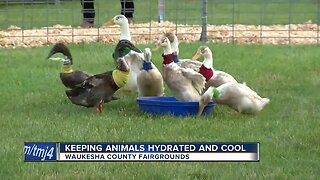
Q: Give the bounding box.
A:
[0,0,318,29]
[0,42,319,179]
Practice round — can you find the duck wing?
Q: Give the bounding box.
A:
[81,71,112,87]
[65,87,92,107]
[66,71,117,107]
[65,72,107,107]
[60,70,92,89]
[74,70,92,79]
[215,83,244,106]
[65,88,118,107]
[215,71,237,83]
[85,71,120,105]
[177,60,202,72]
[237,83,264,101]
[181,68,206,95]
[124,51,144,73]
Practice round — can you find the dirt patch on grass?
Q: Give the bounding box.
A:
[0,20,319,48]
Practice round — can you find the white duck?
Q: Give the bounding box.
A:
[191,46,269,114]
[210,82,270,114]
[105,15,150,93]
[153,32,203,72]
[192,46,238,88]
[136,48,164,97]
[105,15,131,41]
[154,36,237,87]
[159,36,218,116]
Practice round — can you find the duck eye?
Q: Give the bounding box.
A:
[115,16,120,20]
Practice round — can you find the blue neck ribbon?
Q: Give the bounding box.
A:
[173,54,179,63]
[142,61,153,71]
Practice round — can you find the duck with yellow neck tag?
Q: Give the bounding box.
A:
[65,57,130,113]
[63,40,142,113]
[46,43,92,89]
[106,15,156,94]
[112,39,145,95]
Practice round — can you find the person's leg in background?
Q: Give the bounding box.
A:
[120,0,134,24]
[81,0,95,28]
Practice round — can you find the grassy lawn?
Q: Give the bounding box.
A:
[0,0,318,29]
[0,42,319,179]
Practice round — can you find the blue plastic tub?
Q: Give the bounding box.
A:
[136,96,215,116]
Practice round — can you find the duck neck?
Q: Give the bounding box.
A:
[171,41,179,63]
[199,64,214,81]
[62,64,73,73]
[120,48,131,57]
[171,41,179,55]
[211,87,220,99]
[203,87,220,99]
[112,69,130,88]
[62,57,73,73]
[199,52,214,81]
[163,45,173,55]
[120,23,131,41]
[173,51,179,63]
[203,53,213,69]
[162,53,174,65]
[113,47,130,60]
[142,60,153,71]
[162,45,174,64]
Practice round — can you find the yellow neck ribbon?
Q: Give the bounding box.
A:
[62,65,73,73]
[112,70,130,88]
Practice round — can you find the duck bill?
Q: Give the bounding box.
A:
[192,52,201,60]
[48,57,63,62]
[131,46,142,53]
[46,49,56,59]
[105,19,115,26]
[152,44,161,51]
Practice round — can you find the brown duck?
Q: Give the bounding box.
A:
[46,43,92,89]
[65,57,130,113]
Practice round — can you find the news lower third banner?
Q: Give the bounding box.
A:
[24,142,259,162]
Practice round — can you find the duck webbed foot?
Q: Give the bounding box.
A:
[234,109,241,117]
[96,103,103,113]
